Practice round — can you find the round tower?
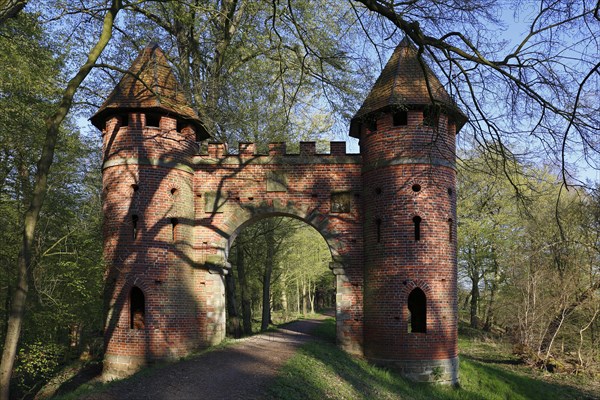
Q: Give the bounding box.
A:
[351,37,466,384]
[91,44,210,380]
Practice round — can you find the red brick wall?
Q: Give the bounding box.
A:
[194,141,364,354]
[361,110,458,363]
[101,114,366,377]
[100,108,458,381]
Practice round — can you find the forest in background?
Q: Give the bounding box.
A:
[0,1,598,399]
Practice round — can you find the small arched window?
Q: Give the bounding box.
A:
[408,288,426,333]
[130,286,145,330]
[412,216,422,241]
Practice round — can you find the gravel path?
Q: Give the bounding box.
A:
[82,319,324,400]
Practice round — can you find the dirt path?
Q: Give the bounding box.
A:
[81,319,324,400]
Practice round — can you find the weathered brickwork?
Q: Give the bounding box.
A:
[360,112,458,382]
[95,38,463,383]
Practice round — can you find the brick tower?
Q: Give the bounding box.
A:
[92,38,464,383]
[91,44,211,379]
[350,37,466,383]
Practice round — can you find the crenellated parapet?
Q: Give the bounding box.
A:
[195,141,360,165]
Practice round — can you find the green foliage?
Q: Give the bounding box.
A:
[14,342,64,396]
[228,217,333,333]
[0,11,105,397]
[458,153,600,371]
[268,319,596,400]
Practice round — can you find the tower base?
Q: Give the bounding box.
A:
[102,354,151,381]
[368,356,459,384]
[101,353,191,382]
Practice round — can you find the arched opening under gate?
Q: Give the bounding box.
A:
[225,215,334,338]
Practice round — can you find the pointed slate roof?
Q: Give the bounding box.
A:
[90,43,209,138]
[349,37,467,138]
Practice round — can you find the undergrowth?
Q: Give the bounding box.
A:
[268,318,598,400]
[49,317,599,400]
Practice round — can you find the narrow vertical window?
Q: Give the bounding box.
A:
[423,109,438,127]
[145,113,161,128]
[408,288,426,333]
[170,218,179,242]
[130,286,145,329]
[413,216,422,241]
[393,110,408,126]
[120,113,129,127]
[448,218,453,243]
[132,215,139,239]
[376,218,382,243]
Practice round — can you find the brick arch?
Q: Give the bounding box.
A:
[97,40,461,383]
[401,279,433,299]
[214,204,362,355]
[111,276,155,330]
[222,206,346,262]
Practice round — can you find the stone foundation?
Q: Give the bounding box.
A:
[369,356,459,384]
[102,354,150,381]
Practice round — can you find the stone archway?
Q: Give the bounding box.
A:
[204,200,362,356]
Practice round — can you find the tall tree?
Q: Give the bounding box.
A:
[0,2,122,398]
[352,0,600,185]
[458,155,522,328]
[99,0,365,146]
[0,0,27,24]
[0,13,61,348]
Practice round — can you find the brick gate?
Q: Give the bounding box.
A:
[92,37,465,384]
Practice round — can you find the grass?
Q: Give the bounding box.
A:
[49,317,599,399]
[267,318,599,400]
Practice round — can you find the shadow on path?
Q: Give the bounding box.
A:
[79,319,323,400]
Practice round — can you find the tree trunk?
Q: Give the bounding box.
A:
[539,279,600,358]
[0,0,27,24]
[470,276,480,329]
[0,3,122,398]
[296,279,300,313]
[280,271,288,314]
[302,276,307,315]
[237,242,252,335]
[260,226,274,331]
[483,258,499,331]
[308,279,315,314]
[225,270,241,338]
[462,293,471,311]
[225,271,237,317]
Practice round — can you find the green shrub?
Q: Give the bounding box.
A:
[15,342,64,396]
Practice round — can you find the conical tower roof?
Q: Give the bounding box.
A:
[349,37,466,138]
[90,43,209,138]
